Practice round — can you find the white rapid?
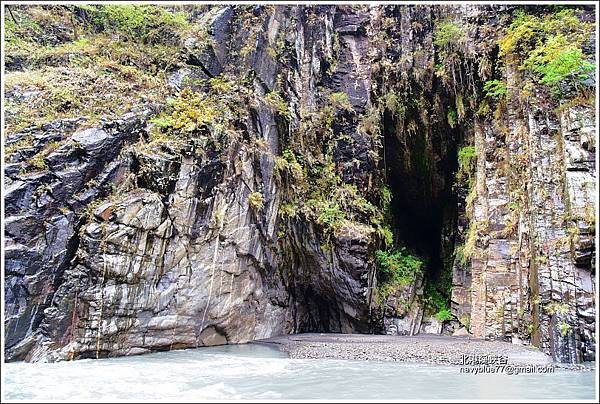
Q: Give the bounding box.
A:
[3,344,595,401]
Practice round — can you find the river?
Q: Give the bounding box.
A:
[3,344,596,401]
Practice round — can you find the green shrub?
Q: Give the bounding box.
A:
[455,145,477,188]
[423,283,451,318]
[299,160,385,239]
[531,47,594,86]
[499,8,594,93]
[546,302,569,315]
[248,192,265,210]
[4,11,43,49]
[78,5,189,45]
[455,243,468,267]
[433,21,465,51]
[330,91,353,111]
[558,321,571,337]
[375,283,398,307]
[265,91,293,120]
[458,146,477,168]
[208,76,235,94]
[164,88,228,134]
[423,235,455,322]
[336,184,376,217]
[316,202,346,230]
[483,80,508,98]
[279,202,298,218]
[435,308,454,322]
[375,248,423,286]
[498,11,540,60]
[281,149,303,180]
[149,115,174,128]
[379,225,394,248]
[29,154,49,171]
[447,108,457,127]
[380,185,392,207]
[476,100,491,117]
[374,248,423,307]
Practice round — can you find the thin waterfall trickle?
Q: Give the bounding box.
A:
[96,225,109,360]
[199,202,229,337]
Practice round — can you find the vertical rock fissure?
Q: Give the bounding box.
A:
[381,106,461,281]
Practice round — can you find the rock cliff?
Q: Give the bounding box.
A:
[3,4,596,363]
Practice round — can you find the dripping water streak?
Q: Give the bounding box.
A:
[96,238,108,359]
[200,203,229,335]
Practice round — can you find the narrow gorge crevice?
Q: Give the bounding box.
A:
[382,108,461,283]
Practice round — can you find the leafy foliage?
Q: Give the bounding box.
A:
[545,302,569,316]
[433,20,471,109]
[375,248,424,287]
[276,148,391,245]
[248,192,265,210]
[433,21,465,51]
[303,164,376,235]
[458,146,477,170]
[279,202,298,218]
[275,149,304,181]
[455,145,477,189]
[422,245,455,323]
[558,321,571,337]
[498,8,594,93]
[447,108,457,128]
[4,5,196,135]
[529,47,594,86]
[4,10,43,49]
[265,91,293,120]
[329,91,353,111]
[374,248,424,308]
[169,88,223,133]
[316,203,346,229]
[78,4,190,45]
[483,80,507,98]
[375,283,399,307]
[146,76,241,149]
[434,308,453,322]
[423,283,450,319]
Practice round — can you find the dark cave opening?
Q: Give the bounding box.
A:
[382,109,460,282]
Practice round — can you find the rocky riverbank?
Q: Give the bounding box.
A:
[254,333,593,370]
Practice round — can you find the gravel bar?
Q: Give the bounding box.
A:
[253,333,593,370]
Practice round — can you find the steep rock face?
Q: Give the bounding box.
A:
[449,9,596,363]
[461,95,596,363]
[3,5,596,363]
[6,5,380,362]
[4,109,154,359]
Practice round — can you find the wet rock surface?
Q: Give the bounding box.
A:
[4,5,596,364]
[4,108,154,360]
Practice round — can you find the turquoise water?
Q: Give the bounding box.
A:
[3,344,596,401]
